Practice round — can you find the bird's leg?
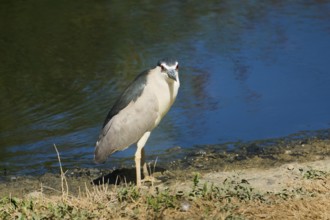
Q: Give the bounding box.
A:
[134,150,142,187]
[141,148,149,178]
[140,141,161,185]
[135,132,150,187]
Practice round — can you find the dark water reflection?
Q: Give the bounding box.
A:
[1,0,330,175]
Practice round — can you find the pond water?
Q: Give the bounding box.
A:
[1,0,330,175]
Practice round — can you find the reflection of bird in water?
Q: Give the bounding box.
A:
[94,58,180,187]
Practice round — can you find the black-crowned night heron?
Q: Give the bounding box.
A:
[94,58,180,187]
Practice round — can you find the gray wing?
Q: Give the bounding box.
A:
[102,70,149,128]
[94,71,158,163]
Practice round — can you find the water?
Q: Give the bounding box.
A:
[1,0,330,175]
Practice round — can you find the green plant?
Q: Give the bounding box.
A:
[189,175,265,203]
[193,172,200,189]
[117,184,140,202]
[147,188,176,212]
[303,169,328,180]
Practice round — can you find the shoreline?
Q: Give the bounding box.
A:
[0,137,329,219]
[0,136,329,197]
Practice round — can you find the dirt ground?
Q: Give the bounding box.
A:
[0,136,329,198]
[0,135,330,219]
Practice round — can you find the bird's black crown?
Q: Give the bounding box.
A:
[157,58,178,67]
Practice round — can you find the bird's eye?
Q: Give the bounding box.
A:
[176,64,179,70]
[160,65,165,71]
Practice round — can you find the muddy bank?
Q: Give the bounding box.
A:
[0,136,329,198]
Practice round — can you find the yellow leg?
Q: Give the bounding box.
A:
[140,145,160,185]
[135,132,150,187]
[141,148,149,178]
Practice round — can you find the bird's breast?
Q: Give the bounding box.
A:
[146,74,180,126]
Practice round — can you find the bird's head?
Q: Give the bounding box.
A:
[157,58,179,82]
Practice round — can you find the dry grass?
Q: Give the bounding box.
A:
[1,146,330,219]
[0,170,329,219]
[242,195,330,219]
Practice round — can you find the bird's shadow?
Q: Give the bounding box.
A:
[92,167,166,185]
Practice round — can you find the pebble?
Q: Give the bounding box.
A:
[180,201,190,212]
[285,150,292,154]
[287,164,294,170]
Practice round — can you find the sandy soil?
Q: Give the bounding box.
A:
[202,158,330,193]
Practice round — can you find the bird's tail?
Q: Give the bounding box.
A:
[94,140,111,164]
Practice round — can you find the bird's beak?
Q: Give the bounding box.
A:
[167,69,177,81]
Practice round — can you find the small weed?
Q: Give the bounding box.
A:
[189,175,265,204]
[193,172,200,189]
[275,189,293,200]
[303,168,328,180]
[117,184,140,202]
[147,188,176,212]
[219,177,264,202]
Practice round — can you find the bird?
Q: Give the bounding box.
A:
[94,58,180,187]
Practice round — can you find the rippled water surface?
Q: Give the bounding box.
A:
[1,1,330,175]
